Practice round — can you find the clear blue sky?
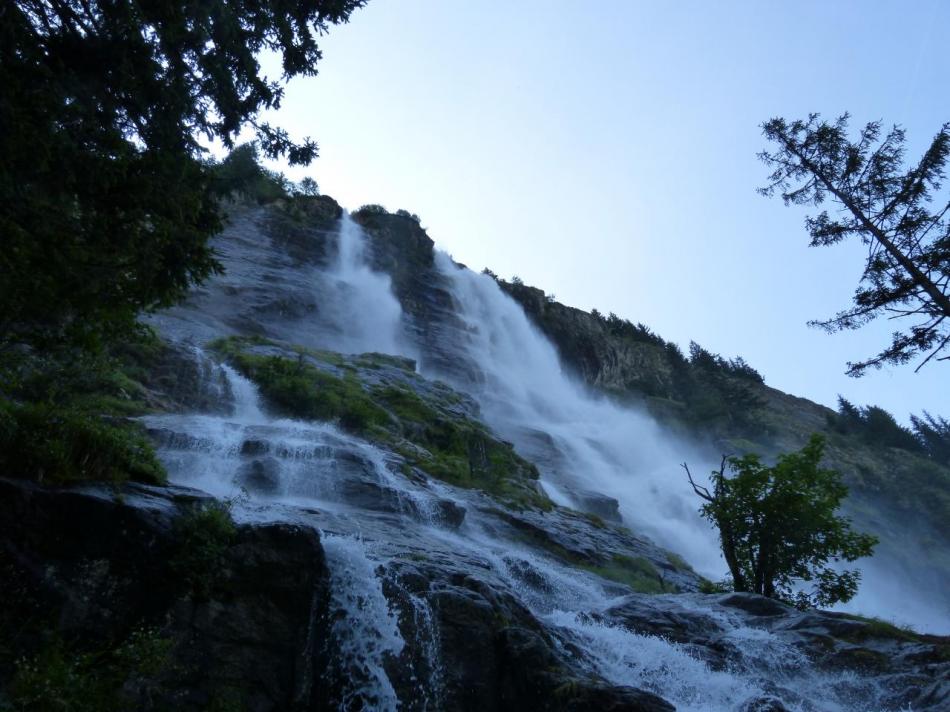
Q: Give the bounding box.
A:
[256,0,949,421]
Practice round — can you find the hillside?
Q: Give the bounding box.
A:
[495,277,950,586]
[2,197,948,711]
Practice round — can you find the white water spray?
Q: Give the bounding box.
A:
[308,213,411,357]
[431,253,723,573]
[140,216,941,709]
[322,534,406,711]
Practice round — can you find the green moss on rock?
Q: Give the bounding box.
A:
[579,554,671,594]
[0,399,166,486]
[211,337,549,510]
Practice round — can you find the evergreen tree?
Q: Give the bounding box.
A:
[759,114,950,375]
[911,411,950,465]
[0,0,365,349]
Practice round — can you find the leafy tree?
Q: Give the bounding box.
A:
[356,203,388,216]
[213,144,292,203]
[759,114,950,375]
[297,177,321,197]
[684,434,878,608]
[0,0,365,349]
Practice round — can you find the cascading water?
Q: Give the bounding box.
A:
[140,213,940,711]
[305,212,413,358]
[430,252,950,635]
[429,252,723,573]
[322,534,406,711]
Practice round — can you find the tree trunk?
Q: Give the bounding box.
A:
[716,517,748,592]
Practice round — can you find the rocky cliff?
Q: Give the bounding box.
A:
[2,199,948,711]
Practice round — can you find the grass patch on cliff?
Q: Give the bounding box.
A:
[218,348,391,432]
[170,501,238,600]
[0,400,165,486]
[0,329,170,486]
[212,338,550,510]
[379,384,547,509]
[579,554,671,594]
[836,614,923,643]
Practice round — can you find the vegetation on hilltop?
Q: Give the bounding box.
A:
[498,276,767,435]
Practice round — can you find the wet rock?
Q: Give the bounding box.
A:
[496,626,674,711]
[0,477,329,712]
[240,438,271,456]
[235,457,282,494]
[433,498,466,528]
[605,595,725,645]
[718,592,792,617]
[566,487,623,523]
[741,696,790,712]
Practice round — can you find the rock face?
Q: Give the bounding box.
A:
[0,478,681,711]
[5,202,950,711]
[3,477,947,711]
[0,478,328,711]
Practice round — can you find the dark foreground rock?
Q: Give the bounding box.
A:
[0,478,328,711]
[3,478,949,711]
[0,479,676,711]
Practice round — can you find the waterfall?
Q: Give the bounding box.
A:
[306,213,412,357]
[322,534,406,711]
[138,213,938,711]
[430,253,724,574]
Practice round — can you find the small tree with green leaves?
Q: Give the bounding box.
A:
[684,434,878,608]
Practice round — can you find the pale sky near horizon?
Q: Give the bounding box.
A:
[253,0,949,423]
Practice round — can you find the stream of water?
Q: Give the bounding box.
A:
[143,214,921,710]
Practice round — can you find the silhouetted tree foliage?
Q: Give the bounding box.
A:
[830,397,924,453]
[296,177,321,197]
[759,114,950,375]
[0,0,364,349]
[685,435,878,609]
[829,397,950,465]
[679,342,766,430]
[213,144,291,204]
[911,411,950,465]
[356,204,388,216]
[583,307,766,427]
[603,312,665,348]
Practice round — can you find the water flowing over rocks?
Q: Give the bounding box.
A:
[3,201,948,710]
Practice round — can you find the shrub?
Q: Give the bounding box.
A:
[225,352,390,432]
[170,501,238,600]
[686,434,878,608]
[212,144,290,204]
[355,203,388,216]
[0,399,165,485]
[296,177,320,196]
[8,628,173,712]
